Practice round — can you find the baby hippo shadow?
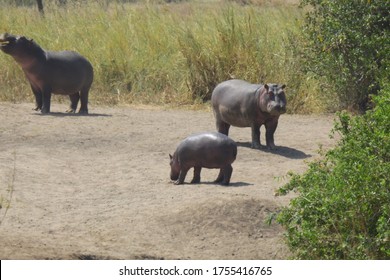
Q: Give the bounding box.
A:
[236,142,311,160]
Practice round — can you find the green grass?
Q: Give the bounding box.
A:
[0,0,324,113]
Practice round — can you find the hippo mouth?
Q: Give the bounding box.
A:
[0,41,10,48]
[267,104,286,116]
[0,34,14,51]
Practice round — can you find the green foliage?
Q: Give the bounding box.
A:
[301,0,390,112]
[277,83,390,259]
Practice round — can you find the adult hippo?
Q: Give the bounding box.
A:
[0,33,93,114]
[169,132,237,186]
[211,79,286,150]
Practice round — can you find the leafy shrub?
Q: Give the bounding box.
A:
[301,0,390,112]
[277,83,390,259]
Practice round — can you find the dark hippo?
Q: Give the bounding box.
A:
[0,33,93,114]
[211,79,286,150]
[169,132,237,186]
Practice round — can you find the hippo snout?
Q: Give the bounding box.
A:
[276,103,286,114]
[267,104,283,115]
[170,173,179,181]
[0,34,13,51]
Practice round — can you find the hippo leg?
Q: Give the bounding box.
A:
[251,124,261,149]
[174,168,190,185]
[215,165,233,186]
[265,120,278,150]
[41,89,52,114]
[215,169,224,183]
[191,166,201,183]
[216,120,230,136]
[31,88,43,111]
[78,87,89,115]
[66,93,80,113]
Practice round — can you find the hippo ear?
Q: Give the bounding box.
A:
[281,84,286,89]
[264,84,269,91]
[169,154,173,160]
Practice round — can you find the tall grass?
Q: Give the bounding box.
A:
[0,1,324,112]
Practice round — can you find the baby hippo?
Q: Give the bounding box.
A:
[169,132,237,186]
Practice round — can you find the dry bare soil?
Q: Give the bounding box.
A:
[0,102,336,260]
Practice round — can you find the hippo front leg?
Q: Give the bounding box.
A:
[265,120,278,150]
[41,89,52,114]
[191,166,201,184]
[31,86,42,111]
[174,168,190,185]
[251,124,261,149]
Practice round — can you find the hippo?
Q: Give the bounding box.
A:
[169,132,237,186]
[0,33,93,114]
[211,79,286,150]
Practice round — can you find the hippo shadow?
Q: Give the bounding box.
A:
[225,181,253,188]
[236,142,311,160]
[199,181,253,188]
[174,181,253,188]
[34,112,112,117]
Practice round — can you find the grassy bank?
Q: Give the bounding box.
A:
[0,1,324,113]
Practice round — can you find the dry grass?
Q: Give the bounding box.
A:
[0,0,326,113]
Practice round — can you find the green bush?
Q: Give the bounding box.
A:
[301,0,390,112]
[277,83,390,259]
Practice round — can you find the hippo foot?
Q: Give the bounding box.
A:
[266,145,277,151]
[173,180,183,185]
[251,143,262,150]
[190,178,200,184]
[78,109,88,115]
[32,106,41,111]
[214,178,229,186]
[214,177,223,183]
[66,108,76,113]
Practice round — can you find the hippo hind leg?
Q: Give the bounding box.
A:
[215,164,233,186]
[66,92,80,113]
[78,86,90,115]
[251,124,262,149]
[216,120,230,136]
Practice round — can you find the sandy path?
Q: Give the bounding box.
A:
[0,102,336,259]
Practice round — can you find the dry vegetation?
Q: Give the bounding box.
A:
[0,0,325,113]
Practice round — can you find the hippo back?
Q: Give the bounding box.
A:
[176,132,237,168]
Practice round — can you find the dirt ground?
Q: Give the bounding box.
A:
[0,102,336,260]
